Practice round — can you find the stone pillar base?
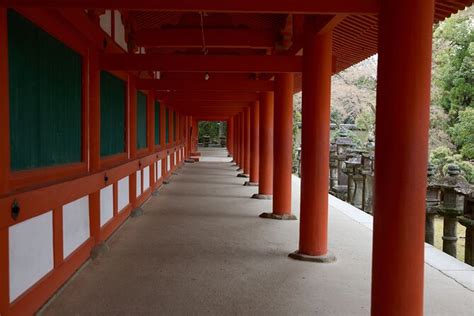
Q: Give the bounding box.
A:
[91,242,109,259]
[237,173,249,178]
[184,159,195,163]
[252,194,272,200]
[288,250,336,263]
[172,172,179,175]
[131,207,144,218]
[244,181,258,186]
[228,154,232,157]
[163,179,171,184]
[236,168,242,171]
[259,212,297,220]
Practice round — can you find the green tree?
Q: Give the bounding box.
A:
[432,8,474,123]
[429,146,474,183]
[198,121,221,143]
[450,107,474,159]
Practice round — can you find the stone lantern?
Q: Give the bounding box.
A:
[330,129,353,200]
[220,136,226,147]
[458,193,474,266]
[425,164,440,245]
[345,152,364,208]
[438,164,472,258]
[329,141,338,190]
[203,135,210,147]
[360,137,375,213]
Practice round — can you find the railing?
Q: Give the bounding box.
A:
[296,130,474,266]
[0,143,186,315]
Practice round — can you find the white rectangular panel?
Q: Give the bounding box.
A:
[143,166,150,191]
[9,212,54,302]
[63,196,90,259]
[136,170,142,197]
[118,176,129,212]
[100,185,114,227]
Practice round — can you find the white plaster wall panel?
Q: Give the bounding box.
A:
[62,196,90,259]
[167,155,171,172]
[157,160,162,179]
[9,212,53,302]
[114,11,127,51]
[100,185,114,227]
[151,163,156,183]
[136,170,142,197]
[118,176,129,212]
[143,166,150,191]
[99,10,112,36]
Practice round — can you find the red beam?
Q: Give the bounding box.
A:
[100,54,302,73]
[2,1,380,14]
[172,102,252,108]
[137,79,274,92]
[156,91,259,102]
[136,29,276,49]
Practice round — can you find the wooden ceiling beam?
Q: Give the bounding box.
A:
[136,29,277,49]
[2,0,380,14]
[156,91,260,102]
[137,79,274,92]
[100,54,302,73]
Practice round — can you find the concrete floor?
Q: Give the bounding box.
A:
[41,148,473,315]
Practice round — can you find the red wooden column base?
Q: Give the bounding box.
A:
[259,73,296,220]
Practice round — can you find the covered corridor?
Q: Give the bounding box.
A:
[40,148,472,315]
[1,1,473,315]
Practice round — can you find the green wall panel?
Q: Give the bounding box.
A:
[165,108,170,144]
[137,91,147,149]
[155,101,160,145]
[100,71,126,157]
[8,10,82,171]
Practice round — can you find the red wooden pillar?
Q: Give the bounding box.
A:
[227,117,233,157]
[239,112,245,172]
[88,50,102,249]
[169,109,175,170]
[183,116,190,159]
[0,9,10,196]
[243,107,251,176]
[187,116,192,158]
[147,91,155,184]
[129,77,138,207]
[260,74,296,220]
[247,102,259,186]
[372,1,434,315]
[160,103,166,177]
[253,92,274,199]
[0,9,10,313]
[289,20,335,262]
[235,114,240,166]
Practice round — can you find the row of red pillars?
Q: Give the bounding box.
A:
[225,0,433,314]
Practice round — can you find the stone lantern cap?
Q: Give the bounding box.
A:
[345,156,362,167]
[335,129,353,146]
[438,164,472,195]
[336,137,353,146]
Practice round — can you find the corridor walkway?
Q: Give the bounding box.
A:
[41,148,472,315]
